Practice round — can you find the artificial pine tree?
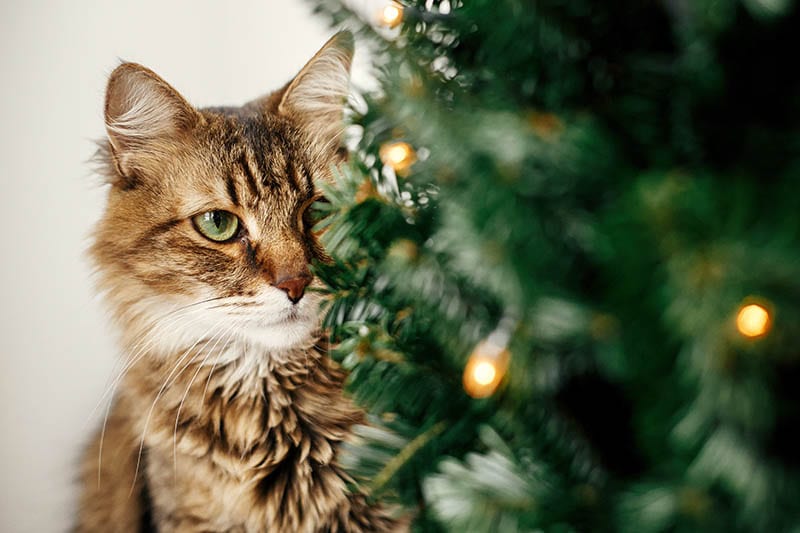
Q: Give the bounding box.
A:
[310,1,800,530]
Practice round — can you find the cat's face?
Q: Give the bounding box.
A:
[92,33,353,356]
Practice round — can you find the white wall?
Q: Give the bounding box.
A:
[0,2,359,531]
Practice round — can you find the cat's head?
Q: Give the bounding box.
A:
[92,32,353,356]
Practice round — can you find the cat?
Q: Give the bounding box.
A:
[75,32,404,532]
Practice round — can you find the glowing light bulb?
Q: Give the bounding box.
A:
[378,2,404,28]
[379,141,416,173]
[472,361,497,385]
[736,302,771,338]
[463,339,510,399]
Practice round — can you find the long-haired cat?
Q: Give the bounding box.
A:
[76,32,403,532]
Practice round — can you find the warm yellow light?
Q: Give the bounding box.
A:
[472,361,497,386]
[736,303,771,338]
[378,3,404,28]
[379,141,416,173]
[463,340,510,399]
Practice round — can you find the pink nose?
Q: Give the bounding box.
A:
[273,276,312,304]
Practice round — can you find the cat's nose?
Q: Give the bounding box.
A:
[273,275,312,304]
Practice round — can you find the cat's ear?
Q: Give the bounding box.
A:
[277,31,354,152]
[104,63,199,182]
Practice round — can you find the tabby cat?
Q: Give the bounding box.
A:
[76,32,403,532]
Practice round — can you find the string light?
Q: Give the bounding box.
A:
[736,301,772,338]
[527,110,564,140]
[463,317,515,399]
[379,141,416,173]
[377,2,404,28]
[463,341,508,398]
[387,238,419,263]
[472,361,497,386]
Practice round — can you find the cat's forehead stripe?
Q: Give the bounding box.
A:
[285,156,303,193]
[240,117,312,195]
[224,171,241,207]
[237,152,261,197]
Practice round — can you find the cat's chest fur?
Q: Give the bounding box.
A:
[120,343,364,532]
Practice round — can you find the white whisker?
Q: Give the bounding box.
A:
[129,320,226,496]
[172,321,239,478]
[89,297,224,424]
[96,306,210,487]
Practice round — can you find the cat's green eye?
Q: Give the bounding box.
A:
[192,210,239,242]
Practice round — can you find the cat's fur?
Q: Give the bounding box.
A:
[76,32,403,532]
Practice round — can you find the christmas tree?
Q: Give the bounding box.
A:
[309,0,800,530]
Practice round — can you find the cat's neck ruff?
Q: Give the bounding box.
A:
[123,325,327,390]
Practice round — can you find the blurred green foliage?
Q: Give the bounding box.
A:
[311,0,800,530]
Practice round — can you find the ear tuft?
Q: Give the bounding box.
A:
[105,63,197,155]
[278,32,354,152]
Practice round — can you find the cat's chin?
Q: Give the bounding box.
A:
[243,316,319,352]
